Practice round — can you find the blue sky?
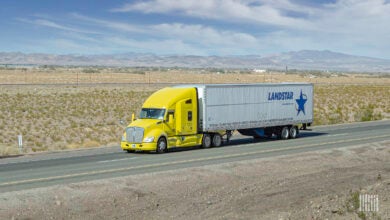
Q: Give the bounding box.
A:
[1,0,390,58]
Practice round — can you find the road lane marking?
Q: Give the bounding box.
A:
[0,151,124,166]
[313,120,389,128]
[326,133,349,137]
[97,158,137,163]
[1,134,389,187]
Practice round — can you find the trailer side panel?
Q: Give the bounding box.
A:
[200,84,313,131]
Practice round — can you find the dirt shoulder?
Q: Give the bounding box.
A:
[1,141,389,220]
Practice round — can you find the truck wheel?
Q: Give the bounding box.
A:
[289,126,298,139]
[212,134,222,147]
[280,127,290,140]
[202,134,212,148]
[156,137,167,153]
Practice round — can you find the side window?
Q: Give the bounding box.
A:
[167,111,174,122]
[185,99,192,104]
[187,111,192,121]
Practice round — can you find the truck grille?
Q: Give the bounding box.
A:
[126,127,144,143]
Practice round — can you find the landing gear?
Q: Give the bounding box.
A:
[226,130,233,144]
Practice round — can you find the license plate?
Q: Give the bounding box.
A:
[132,144,136,148]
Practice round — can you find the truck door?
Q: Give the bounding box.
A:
[176,98,196,135]
[164,110,176,137]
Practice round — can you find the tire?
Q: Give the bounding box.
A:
[212,134,222,147]
[289,126,298,139]
[156,137,167,153]
[280,127,290,140]
[202,134,212,148]
[126,150,135,153]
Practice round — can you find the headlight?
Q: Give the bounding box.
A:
[143,136,155,143]
[121,134,126,142]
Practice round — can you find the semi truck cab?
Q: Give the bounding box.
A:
[121,87,204,153]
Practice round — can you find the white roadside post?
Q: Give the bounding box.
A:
[18,134,23,153]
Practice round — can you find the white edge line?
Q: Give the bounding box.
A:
[326,133,349,137]
[97,158,137,163]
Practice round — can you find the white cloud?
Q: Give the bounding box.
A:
[112,0,313,28]
[151,23,257,46]
[105,37,207,55]
[17,18,100,34]
[19,15,247,55]
[70,13,143,33]
[110,0,390,58]
[68,14,261,54]
[317,0,390,32]
[13,1,390,58]
[111,0,390,34]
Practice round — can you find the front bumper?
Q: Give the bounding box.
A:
[121,141,157,151]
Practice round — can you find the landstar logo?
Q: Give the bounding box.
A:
[295,90,307,115]
[268,91,294,100]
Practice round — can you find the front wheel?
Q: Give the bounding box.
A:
[156,137,167,153]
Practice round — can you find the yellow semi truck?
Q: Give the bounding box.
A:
[121,83,313,153]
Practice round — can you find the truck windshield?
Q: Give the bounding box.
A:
[139,108,165,119]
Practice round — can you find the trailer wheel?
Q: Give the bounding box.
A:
[212,134,222,147]
[289,126,298,139]
[280,127,290,140]
[156,137,167,153]
[202,134,212,148]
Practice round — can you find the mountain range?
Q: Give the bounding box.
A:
[1,50,390,73]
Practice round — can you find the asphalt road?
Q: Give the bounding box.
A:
[0,120,389,193]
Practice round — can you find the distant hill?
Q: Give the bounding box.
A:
[261,50,390,73]
[1,50,390,73]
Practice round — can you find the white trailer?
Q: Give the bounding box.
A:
[122,83,314,153]
[194,83,313,140]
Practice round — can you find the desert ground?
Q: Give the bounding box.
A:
[0,67,389,156]
[1,66,389,85]
[0,140,389,219]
